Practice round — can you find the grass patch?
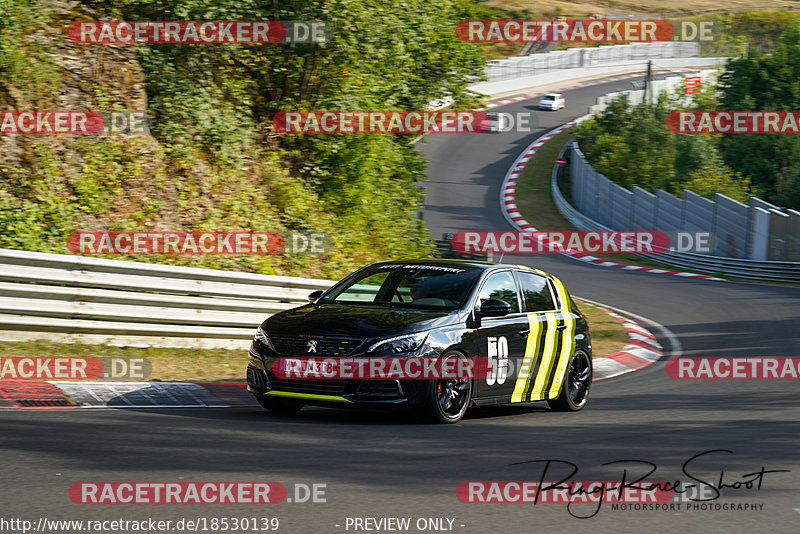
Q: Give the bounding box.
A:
[514,130,577,231]
[577,301,631,358]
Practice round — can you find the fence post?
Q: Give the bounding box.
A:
[745,195,754,259]
[750,207,770,260]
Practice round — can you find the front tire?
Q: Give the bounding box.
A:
[421,352,472,424]
[547,350,592,412]
[256,395,305,414]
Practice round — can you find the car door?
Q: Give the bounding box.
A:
[468,270,529,400]
[510,269,576,403]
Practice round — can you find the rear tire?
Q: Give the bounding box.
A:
[256,395,305,414]
[421,352,472,424]
[547,350,592,412]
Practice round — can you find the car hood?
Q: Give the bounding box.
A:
[264,303,462,339]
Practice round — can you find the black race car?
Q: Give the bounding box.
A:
[247,259,591,423]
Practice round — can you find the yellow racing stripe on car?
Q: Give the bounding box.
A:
[550,274,572,313]
[264,391,354,403]
[520,265,549,278]
[547,315,576,399]
[511,313,543,403]
[528,311,560,401]
[546,274,576,399]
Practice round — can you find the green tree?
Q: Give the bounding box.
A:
[576,91,748,202]
[675,164,751,203]
[717,19,800,208]
[2,0,489,277]
[578,95,677,191]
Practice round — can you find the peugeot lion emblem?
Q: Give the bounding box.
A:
[306,339,318,353]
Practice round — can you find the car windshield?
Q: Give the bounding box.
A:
[543,95,555,100]
[321,264,483,309]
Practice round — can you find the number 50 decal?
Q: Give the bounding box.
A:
[486,336,509,385]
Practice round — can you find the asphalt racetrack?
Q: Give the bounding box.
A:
[2,72,800,533]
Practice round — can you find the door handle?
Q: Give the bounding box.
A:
[557,324,567,331]
[517,329,530,337]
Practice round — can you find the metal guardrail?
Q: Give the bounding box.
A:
[435,238,492,262]
[518,41,556,56]
[658,5,793,17]
[0,248,335,349]
[641,252,800,282]
[551,140,800,283]
[484,42,699,82]
[0,243,497,349]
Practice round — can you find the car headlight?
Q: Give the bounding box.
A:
[254,325,270,345]
[248,348,265,368]
[368,332,428,354]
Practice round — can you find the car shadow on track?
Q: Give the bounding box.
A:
[108,401,551,426]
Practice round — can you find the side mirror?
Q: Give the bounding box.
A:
[479,298,511,318]
[308,290,323,303]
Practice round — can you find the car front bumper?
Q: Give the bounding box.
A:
[246,341,429,408]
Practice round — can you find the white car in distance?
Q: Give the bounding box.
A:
[539,93,565,111]
[483,112,505,133]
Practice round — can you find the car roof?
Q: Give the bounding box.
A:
[544,92,562,97]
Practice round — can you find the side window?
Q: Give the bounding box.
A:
[478,271,520,313]
[517,271,556,312]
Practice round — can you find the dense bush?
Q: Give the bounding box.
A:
[576,94,752,202]
[577,17,800,209]
[717,19,800,208]
[0,0,487,278]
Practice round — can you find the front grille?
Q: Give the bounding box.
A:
[247,366,271,390]
[356,380,403,398]
[269,334,363,357]
[267,371,349,396]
